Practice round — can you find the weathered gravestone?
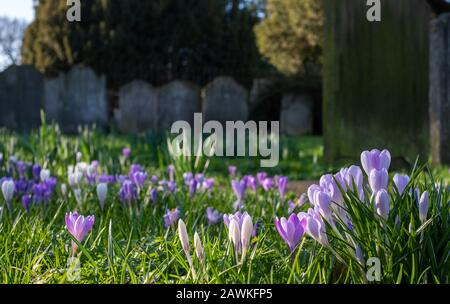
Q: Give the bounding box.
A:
[323,0,431,165]
[44,66,108,132]
[430,13,450,165]
[157,80,200,130]
[280,94,313,135]
[116,80,158,133]
[0,65,44,131]
[203,76,248,123]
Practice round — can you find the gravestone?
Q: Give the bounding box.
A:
[44,66,108,132]
[157,80,200,130]
[249,78,271,105]
[0,65,44,131]
[280,94,313,135]
[203,76,248,123]
[323,0,431,165]
[430,13,450,165]
[116,80,158,133]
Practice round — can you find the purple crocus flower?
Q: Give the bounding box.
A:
[202,178,215,191]
[374,189,390,220]
[243,175,257,192]
[119,180,137,205]
[122,148,131,159]
[164,208,180,228]
[133,171,148,188]
[368,168,389,193]
[260,177,273,192]
[223,211,247,228]
[288,200,296,214]
[275,214,306,252]
[393,173,410,195]
[361,149,391,176]
[256,172,268,185]
[167,165,175,181]
[277,176,288,200]
[14,178,31,196]
[228,166,237,177]
[32,177,57,203]
[231,179,247,209]
[16,161,27,177]
[206,207,221,225]
[99,174,116,184]
[183,172,194,185]
[303,208,328,246]
[195,173,205,184]
[151,175,158,184]
[167,180,177,193]
[223,211,257,245]
[65,211,95,255]
[32,164,41,181]
[22,194,31,213]
[151,188,157,204]
[188,179,198,198]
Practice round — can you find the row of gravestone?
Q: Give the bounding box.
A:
[0,64,314,135]
[0,65,107,133]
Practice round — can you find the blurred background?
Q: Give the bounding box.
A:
[0,0,449,177]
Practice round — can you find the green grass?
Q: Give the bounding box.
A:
[0,119,448,284]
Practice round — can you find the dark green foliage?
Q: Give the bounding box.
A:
[21,0,261,89]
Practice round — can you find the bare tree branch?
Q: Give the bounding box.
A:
[0,16,28,69]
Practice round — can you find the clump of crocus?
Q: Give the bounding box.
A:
[96,183,108,210]
[275,214,305,254]
[65,211,95,255]
[225,212,253,264]
[206,207,221,225]
[1,179,15,209]
[164,208,180,228]
[119,180,137,206]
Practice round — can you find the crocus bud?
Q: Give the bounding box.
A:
[369,169,389,193]
[194,232,204,262]
[61,183,67,197]
[40,169,51,182]
[240,213,253,257]
[374,189,390,220]
[76,152,82,163]
[419,191,429,223]
[229,218,241,255]
[96,183,108,210]
[178,219,190,256]
[1,179,15,208]
[393,174,409,195]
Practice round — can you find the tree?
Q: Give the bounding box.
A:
[0,17,28,70]
[254,0,323,77]
[21,0,261,88]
